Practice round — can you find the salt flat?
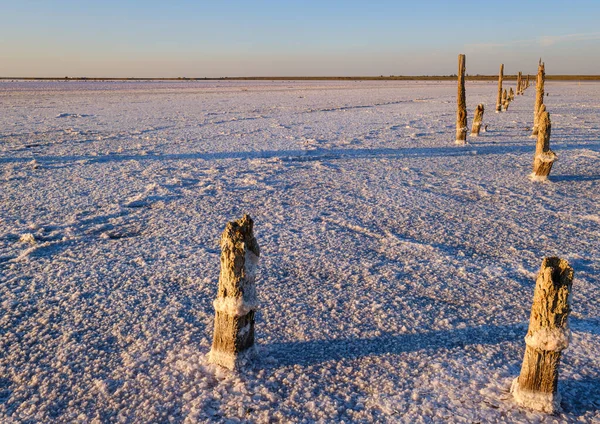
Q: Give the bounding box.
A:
[1,80,599,422]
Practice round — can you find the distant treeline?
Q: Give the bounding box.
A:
[2,75,600,81]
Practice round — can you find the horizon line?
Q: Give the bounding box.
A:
[2,75,600,81]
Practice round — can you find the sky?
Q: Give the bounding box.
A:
[1,0,599,77]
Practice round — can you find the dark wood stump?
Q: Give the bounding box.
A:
[511,257,574,413]
[531,108,557,180]
[455,54,467,144]
[496,64,504,112]
[532,60,546,137]
[470,104,484,136]
[209,214,260,369]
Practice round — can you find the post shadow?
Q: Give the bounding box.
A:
[261,317,600,368]
[560,377,600,414]
[1,138,598,167]
[262,322,526,367]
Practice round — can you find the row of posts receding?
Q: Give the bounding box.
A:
[456,55,556,180]
[207,59,574,415]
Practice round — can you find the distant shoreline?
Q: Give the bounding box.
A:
[1,75,599,81]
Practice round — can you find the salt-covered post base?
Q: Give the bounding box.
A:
[455,134,467,145]
[209,311,257,369]
[511,257,574,413]
[531,151,557,180]
[511,377,561,414]
[208,214,260,370]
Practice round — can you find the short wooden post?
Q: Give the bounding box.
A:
[516,72,522,95]
[531,60,545,137]
[496,64,504,112]
[511,257,574,413]
[470,104,484,136]
[209,214,260,370]
[501,89,508,111]
[519,72,525,96]
[531,106,556,180]
[509,87,515,101]
[455,54,467,144]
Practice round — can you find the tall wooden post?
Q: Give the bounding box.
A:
[455,54,467,145]
[209,214,260,370]
[511,257,574,413]
[532,60,546,137]
[516,72,522,95]
[470,104,485,136]
[531,106,557,180]
[496,64,504,112]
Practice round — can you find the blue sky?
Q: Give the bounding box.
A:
[1,0,599,77]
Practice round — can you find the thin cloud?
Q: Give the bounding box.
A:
[464,42,509,52]
[464,38,534,52]
[465,32,600,52]
[538,32,600,47]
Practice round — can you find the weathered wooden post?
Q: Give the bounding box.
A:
[496,64,504,112]
[456,54,467,144]
[209,214,260,370]
[502,89,508,111]
[470,104,485,136]
[509,87,515,101]
[531,60,545,137]
[511,257,574,413]
[520,73,523,94]
[516,72,522,95]
[531,106,557,180]
[526,75,530,89]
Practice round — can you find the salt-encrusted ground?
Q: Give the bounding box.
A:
[0,79,599,423]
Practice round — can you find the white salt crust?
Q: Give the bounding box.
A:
[529,173,548,182]
[511,378,561,414]
[2,80,599,422]
[535,151,558,163]
[208,345,257,370]
[213,296,258,317]
[525,327,571,352]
